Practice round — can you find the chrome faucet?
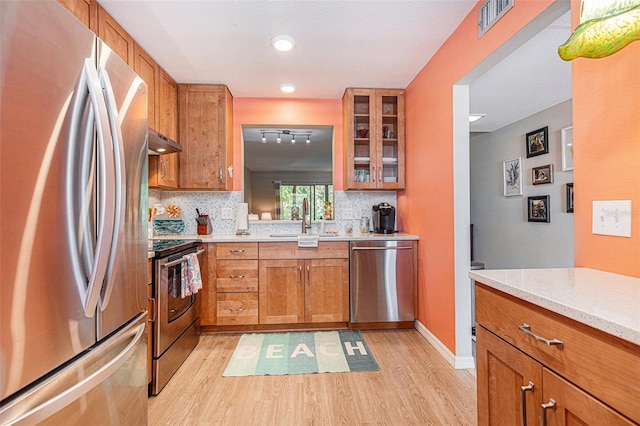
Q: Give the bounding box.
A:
[301,198,312,234]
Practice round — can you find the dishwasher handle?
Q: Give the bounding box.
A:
[351,246,412,251]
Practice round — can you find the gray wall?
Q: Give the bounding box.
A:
[470,100,574,269]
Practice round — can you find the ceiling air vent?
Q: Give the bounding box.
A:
[478,0,514,38]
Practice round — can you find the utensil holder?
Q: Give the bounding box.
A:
[197,215,212,235]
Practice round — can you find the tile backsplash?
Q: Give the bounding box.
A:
[149,190,397,236]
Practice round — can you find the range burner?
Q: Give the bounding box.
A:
[151,239,200,258]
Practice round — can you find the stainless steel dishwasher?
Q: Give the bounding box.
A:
[350,240,415,323]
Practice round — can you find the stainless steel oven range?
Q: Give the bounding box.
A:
[149,239,204,395]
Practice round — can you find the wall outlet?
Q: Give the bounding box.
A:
[592,200,632,237]
[342,208,353,220]
[220,207,233,220]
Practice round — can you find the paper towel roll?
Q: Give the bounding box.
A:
[236,203,249,234]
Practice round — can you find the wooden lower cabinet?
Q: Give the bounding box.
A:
[259,258,349,324]
[258,260,304,324]
[476,283,639,425]
[542,369,633,425]
[214,243,259,326]
[476,325,542,426]
[304,258,350,323]
[217,293,258,326]
[199,244,216,326]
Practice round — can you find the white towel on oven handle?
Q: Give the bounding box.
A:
[181,253,202,298]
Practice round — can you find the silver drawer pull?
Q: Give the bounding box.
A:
[229,307,245,312]
[518,324,564,348]
[540,399,556,426]
[229,249,245,254]
[229,275,245,279]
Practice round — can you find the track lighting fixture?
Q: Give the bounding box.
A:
[259,130,311,144]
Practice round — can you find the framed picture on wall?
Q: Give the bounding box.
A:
[526,126,549,158]
[561,126,574,171]
[528,195,550,222]
[503,157,522,197]
[532,164,554,185]
[566,183,574,213]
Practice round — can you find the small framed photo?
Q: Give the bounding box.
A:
[566,183,574,213]
[503,157,522,197]
[528,195,550,223]
[561,126,574,171]
[526,126,549,158]
[532,164,554,185]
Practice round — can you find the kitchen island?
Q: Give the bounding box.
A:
[470,268,639,424]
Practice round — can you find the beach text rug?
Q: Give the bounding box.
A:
[222,330,380,377]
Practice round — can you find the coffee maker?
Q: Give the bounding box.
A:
[372,202,396,234]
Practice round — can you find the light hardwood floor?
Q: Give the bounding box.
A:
[148,329,477,425]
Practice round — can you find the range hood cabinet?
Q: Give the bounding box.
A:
[148,128,181,155]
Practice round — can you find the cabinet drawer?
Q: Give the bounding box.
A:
[476,284,640,424]
[259,241,349,260]
[217,293,258,325]
[216,260,258,292]
[216,242,258,260]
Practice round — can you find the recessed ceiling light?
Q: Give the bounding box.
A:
[469,114,485,123]
[271,35,296,52]
[280,83,296,93]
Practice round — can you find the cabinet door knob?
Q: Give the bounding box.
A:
[229,275,245,279]
[229,249,245,254]
[229,307,245,312]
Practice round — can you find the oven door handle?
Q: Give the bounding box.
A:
[161,248,205,269]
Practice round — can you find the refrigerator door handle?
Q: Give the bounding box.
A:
[80,58,117,317]
[97,67,126,311]
[1,321,145,425]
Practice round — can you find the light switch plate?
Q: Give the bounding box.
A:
[592,200,632,237]
[220,207,233,220]
[342,208,353,220]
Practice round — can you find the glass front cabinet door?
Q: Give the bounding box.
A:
[343,88,405,190]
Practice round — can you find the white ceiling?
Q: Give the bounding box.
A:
[469,11,572,132]
[100,1,572,134]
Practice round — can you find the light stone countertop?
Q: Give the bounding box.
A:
[469,268,640,346]
[151,232,419,243]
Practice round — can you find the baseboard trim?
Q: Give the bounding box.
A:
[414,320,476,370]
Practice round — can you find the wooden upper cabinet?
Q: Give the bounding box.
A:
[343,88,405,190]
[158,70,178,141]
[178,84,233,190]
[138,50,179,189]
[154,71,179,189]
[97,5,134,65]
[57,0,97,30]
[133,45,159,130]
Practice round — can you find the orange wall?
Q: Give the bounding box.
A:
[571,2,640,277]
[401,0,556,352]
[232,98,343,192]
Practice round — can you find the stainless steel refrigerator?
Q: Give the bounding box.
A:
[1,1,149,424]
